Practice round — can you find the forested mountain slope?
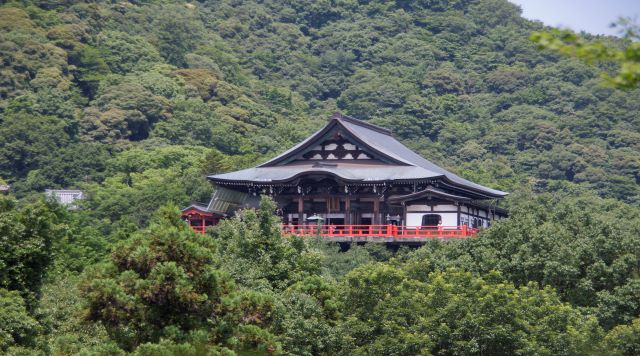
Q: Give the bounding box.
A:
[3,1,640,354]
[1,0,638,207]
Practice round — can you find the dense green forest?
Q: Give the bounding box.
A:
[1,0,639,354]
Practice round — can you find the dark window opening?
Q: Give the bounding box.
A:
[421,214,441,226]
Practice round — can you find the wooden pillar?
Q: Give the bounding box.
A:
[457,204,461,227]
[326,196,331,222]
[402,203,407,226]
[345,197,351,225]
[298,197,304,225]
[373,198,380,225]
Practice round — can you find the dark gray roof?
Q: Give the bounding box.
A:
[181,203,226,216]
[337,115,507,197]
[206,186,256,214]
[388,187,473,203]
[211,161,442,183]
[209,113,507,198]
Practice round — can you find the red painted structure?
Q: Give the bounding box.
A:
[188,222,477,239]
[182,205,223,234]
[281,224,478,239]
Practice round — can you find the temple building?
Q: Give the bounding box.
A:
[183,113,508,241]
[45,189,84,210]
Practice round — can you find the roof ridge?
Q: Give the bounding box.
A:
[332,112,392,135]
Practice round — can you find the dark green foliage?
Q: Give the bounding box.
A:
[79,205,280,353]
[37,275,112,355]
[80,205,230,349]
[402,191,640,330]
[15,143,111,194]
[95,31,162,75]
[212,196,323,291]
[82,145,213,228]
[270,276,342,355]
[338,266,604,355]
[1,0,638,204]
[1,0,640,354]
[605,317,640,356]
[0,289,40,352]
[0,197,64,309]
[0,113,73,180]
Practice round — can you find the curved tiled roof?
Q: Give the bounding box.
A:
[209,113,508,198]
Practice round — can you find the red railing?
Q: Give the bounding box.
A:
[191,225,208,234]
[189,223,478,238]
[281,224,478,239]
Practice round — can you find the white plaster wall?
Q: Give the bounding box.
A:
[406,213,423,226]
[440,213,457,226]
[407,204,429,212]
[433,204,457,211]
[406,212,457,226]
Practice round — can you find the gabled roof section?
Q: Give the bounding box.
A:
[258,113,411,167]
[180,202,226,216]
[211,113,508,198]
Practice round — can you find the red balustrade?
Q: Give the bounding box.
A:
[191,225,208,234]
[189,223,478,238]
[280,224,478,239]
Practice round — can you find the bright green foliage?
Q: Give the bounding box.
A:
[271,276,342,355]
[0,197,64,308]
[403,191,640,330]
[82,145,213,228]
[1,0,640,354]
[531,24,640,89]
[339,266,604,355]
[0,113,73,180]
[0,289,40,352]
[605,317,640,356]
[79,205,280,353]
[213,196,323,291]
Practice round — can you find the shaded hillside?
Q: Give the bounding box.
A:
[0,0,638,206]
[3,2,640,354]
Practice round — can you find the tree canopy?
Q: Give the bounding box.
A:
[0,0,639,354]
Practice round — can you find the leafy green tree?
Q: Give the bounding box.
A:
[270,275,342,355]
[0,289,40,352]
[0,112,73,180]
[149,4,207,67]
[0,197,64,309]
[604,317,640,356]
[95,31,162,74]
[37,275,112,354]
[212,196,323,291]
[86,82,170,141]
[15,143,111,193]
[531,24,640,89]
[80,205,280,353]
[0,7,68,102]
[339,266,604,355]
[404,191,640,330]
[74,45,111,98]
